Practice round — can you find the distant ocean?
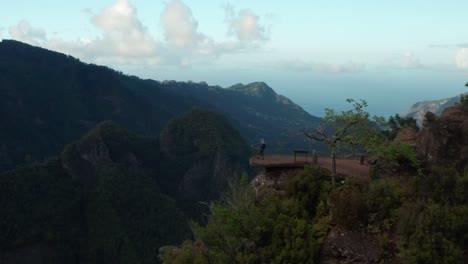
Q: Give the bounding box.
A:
[140,65,467,119]
[266,71,467,118]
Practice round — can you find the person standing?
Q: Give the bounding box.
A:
[257,139,266,159]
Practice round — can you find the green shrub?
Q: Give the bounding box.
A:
[368,178,404,220]
[162,166,331,264]
[397,202,464,263]
[460,94,468,106]
[418,167,466,203]
[159,240,209,264]
[331,188,369,229]
[378,233,392,259]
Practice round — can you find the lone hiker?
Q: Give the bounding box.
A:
[257,138,267,159]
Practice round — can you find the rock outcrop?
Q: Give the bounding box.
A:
[393,127,418,145]
[320,227,380,264]
[403,93,468,127]
[250,167,302,197]
[416,104,468,171]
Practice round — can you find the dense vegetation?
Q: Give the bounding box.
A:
[160,166,332,264]
[463,82,468,106]
[0,39,198,172]
[1,40,466,263]
[161,164,467,263]
[160,101,467,263]
[0,109,251,263]
[381,114,419,140]
[461,94,468,106]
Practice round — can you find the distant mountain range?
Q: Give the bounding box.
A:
[168,81,320,152]
[0,39,320,263]
[0,39,320,171]
[403,93,468,126]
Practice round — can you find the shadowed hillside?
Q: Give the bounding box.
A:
[0,40,320,172]
[0,39,201,171]
[167,81,321,153]
[0,109,251,264]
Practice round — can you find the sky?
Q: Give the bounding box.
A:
[2,0,468,117]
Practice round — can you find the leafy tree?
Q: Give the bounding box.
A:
[460,94,468,106]
[364,134,421,175]
[305,99,378,188]
[381,114,418,140]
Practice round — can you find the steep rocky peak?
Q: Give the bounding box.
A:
[403,93,468,127]
[228,82,277,99]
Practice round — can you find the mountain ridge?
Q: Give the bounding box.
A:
[0,39,320,172]
[403,93,468,126]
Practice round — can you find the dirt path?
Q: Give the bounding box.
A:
[251,155,370,181]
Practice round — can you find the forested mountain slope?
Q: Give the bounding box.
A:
[0,40,320,172]
[0,109,251,263]
[168,81,321,152]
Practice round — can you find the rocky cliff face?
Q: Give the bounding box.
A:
[393,127,418,146]
[403,93,467,127]
[416,104,468,171]
[250,167,303,198]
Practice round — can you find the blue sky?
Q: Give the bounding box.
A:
[2,0,468,116]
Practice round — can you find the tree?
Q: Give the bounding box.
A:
[381,114,418,140]
[460,82,468,106]
[305,99,378,188]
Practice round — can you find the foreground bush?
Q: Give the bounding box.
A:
[160,166,331,264]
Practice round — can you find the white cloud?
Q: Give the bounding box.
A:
[9,20,47,45]
[276,59,365,74]
[400,52,422,69]
[38,0,160,65]
[160,0,206,49]
[158,0,270,66]
[380,51,423,70]
[7,0,269,67]
[455,48,468,69]
[91,0,158,57]
[158,0,222,66]
[224,4,268,42]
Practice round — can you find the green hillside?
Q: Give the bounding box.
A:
[0,109,251,263]
[0,40,320,172]
[0,39,200,172]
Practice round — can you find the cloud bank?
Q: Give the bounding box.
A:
[7,0,269,67]
[455,48,468,69]
[399,52,422,69]
[276,59,365,74]
[9,20,47,46]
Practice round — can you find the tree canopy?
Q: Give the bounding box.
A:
[305,99,380,188]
